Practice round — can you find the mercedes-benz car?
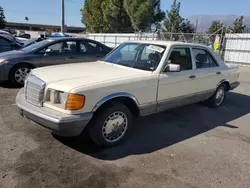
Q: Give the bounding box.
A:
[16,41,240,147]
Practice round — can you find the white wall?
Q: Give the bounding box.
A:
[223,33,250,65]
[85,33,156,47]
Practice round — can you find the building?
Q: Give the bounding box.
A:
[5,22,86,33]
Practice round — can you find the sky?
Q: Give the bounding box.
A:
[0,0,249,27]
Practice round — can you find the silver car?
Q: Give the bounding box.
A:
[0,37,112,85]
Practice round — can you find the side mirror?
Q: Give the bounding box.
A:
[10,43,18,48]
[164,63,181,72]
[45,48,52,53]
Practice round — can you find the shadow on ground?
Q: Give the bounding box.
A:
[55,92,250,160]
[0,81,21,89]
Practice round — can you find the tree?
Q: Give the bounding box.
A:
[207,20,224,34]
[0,6,6,29]
[80,0,109,33]
[124,0,165,31]
[163,0,184,33]
[152,0,165,25]
[180,19,195,33]
[232,16,245,33]
[102,0,133,33]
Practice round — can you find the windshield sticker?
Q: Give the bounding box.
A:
[148,45,165,53]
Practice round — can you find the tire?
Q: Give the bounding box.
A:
[206,84,227,108]
[9,64,32,85]
[89,102,133,147]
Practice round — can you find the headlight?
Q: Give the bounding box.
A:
[59,92,67,105]
[0,59,8,65]
[47,89,85,110]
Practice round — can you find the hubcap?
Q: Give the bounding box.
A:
[102,111,128,143]
[215,87,225,105]
[14,68,30,84]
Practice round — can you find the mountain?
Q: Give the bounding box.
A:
[187,15,250,33]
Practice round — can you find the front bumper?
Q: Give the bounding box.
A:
[16,88,93,137]
[230,81,240,90]
[0,64,12,81]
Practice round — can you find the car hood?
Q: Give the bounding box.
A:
[0,50,26,59]
[32,61,151,92]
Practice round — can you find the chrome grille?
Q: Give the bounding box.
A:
[24,75,46,106]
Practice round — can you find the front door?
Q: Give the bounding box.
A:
[157,47,198,111]
[37,40,78,67]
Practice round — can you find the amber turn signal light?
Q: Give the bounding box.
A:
[65,94,85,110]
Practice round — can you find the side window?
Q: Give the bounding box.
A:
[80,41,103,54]
[168,48,192,70]
[0,38,11,46]
[140,46,155,60]
[39,41,77,54]
[192,48,218,68]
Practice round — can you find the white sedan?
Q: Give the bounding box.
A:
[16,41,240,147]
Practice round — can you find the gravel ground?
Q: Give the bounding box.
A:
[0,67,250,188]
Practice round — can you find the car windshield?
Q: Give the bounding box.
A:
[103,42,166,71]
[21,40,52,52]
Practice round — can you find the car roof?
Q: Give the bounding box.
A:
[0,34,15,41]
[126,40,208,48]
[48,37,87,41]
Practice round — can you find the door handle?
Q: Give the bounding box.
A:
[216,72,221,75]
[189,75,196,79]
[68,56,75,59]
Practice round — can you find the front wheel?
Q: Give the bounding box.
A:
[206,84,226,108]
[89,103,132,147]
[9,64,32,85]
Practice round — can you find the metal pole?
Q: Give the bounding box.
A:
[61,0,65,33]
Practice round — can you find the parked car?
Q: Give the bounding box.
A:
[0,34,23,53]
[16,33,31,40]
[16,41,240,147]
[0,37,112,85]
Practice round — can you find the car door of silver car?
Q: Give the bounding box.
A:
[36,40,78,67]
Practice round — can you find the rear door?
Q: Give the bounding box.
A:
[191,48,225,93]
[76,40,108,62]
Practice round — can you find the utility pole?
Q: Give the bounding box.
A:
[61,0,65,33]
[195,20,198,33]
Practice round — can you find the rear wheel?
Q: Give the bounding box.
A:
[9,64,32,85]
[89,103,132,147]
[206,84,226,108]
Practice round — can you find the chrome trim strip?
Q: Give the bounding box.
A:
[139,102,157,116]
[157,89,215,112]
[92,92,140,112]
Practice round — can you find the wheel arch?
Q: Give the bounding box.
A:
[92,92,141,117]
[217,79,230,91]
